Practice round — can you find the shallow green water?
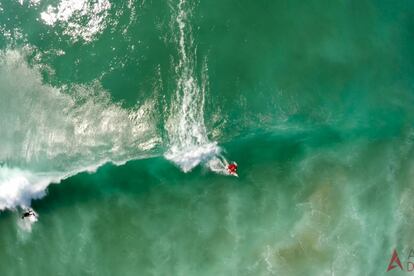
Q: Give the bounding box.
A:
[0,0,414,275]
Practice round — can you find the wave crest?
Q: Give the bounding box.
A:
[0,49,160,210]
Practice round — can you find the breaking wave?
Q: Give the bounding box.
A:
[0,49,160,210]
[0,0,231,211]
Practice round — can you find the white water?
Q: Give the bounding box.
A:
[40,0,111,42]
[164,0,228,174]
[17,208,38,234]
[0,49,160,210]
[0,0,229,211]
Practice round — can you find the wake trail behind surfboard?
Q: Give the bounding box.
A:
[164,0,236,175]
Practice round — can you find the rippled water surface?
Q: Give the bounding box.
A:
[0,0,414,275]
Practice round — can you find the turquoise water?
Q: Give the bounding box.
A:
[1,0,414,275]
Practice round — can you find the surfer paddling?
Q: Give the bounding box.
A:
[227,162,238,176]
[21,209,37,220]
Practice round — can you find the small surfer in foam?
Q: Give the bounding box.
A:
[227,162,238,176]
[21,209,37,220]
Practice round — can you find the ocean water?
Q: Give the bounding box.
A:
[0,0,414,275]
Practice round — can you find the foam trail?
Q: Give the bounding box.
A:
[164,0,226,173]
[0,49,160,210]
[206,155,234,176]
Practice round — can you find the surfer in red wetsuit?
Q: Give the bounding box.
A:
[227,163,238,174]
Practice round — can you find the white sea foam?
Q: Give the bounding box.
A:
[17,0,41,7]
[164,0,227,173]
[17,208,38,235]
[0,49,160,210]
[165,142,219,173]
[0,166,50,209]
[40,0,111,42]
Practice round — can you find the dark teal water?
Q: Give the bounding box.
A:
[0,0,414,275]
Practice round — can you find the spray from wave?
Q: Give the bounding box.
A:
[0,0,231,212]
[0,49,160,210]
[164,0,229,174]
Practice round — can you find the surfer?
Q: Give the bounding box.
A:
[21,209,37,220]
[227,162,238,175]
